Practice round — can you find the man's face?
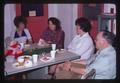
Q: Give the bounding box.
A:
[95,32,105,50]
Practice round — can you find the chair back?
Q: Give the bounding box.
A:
[81,69,96,79]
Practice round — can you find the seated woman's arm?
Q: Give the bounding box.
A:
[24,28,33,44]
[28,39,33,44]
[38,38,50,46]
[39,29,51,44]
[57,30,65,49]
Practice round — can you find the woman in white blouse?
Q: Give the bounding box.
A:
[10,16,33,44]
[68,17,95,60]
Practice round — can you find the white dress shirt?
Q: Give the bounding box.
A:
[68,32,94,60]
[10,28,32,44]
[87,45,116,79]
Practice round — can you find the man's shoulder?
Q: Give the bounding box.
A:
[100,47,116,59]
[102,46,116,54]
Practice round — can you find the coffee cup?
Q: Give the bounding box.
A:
[32,54,38,64]
[51,44,56,51]
[50,50,56,59]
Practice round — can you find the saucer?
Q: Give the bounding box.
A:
[40,56,53,62]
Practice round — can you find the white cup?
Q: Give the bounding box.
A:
[20,43,24,50]
[32,54,38,64]
[50,50,56,59]
[51,44,56,51]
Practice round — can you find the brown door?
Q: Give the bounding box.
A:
[78,4,104,39]
[16,4,48,43]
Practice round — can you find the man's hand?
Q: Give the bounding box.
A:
[78,59,87,65]
[47,41,52,44]
[38,39,49,46]
[72,59,87,65]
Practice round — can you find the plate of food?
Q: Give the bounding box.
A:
[40,56,53,62]
[12,62,25,68]
[13,60,33,68]
[17,55,32,61]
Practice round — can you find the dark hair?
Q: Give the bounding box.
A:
[101,30,116,45]
[75,17,91,32]
[48,17,61,31]
[14,15,27,28]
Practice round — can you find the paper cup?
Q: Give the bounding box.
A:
[51,44,56,51]
[50,50,56,59]
[32,54,38,64]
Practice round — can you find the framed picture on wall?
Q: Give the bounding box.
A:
[21,4,44,17]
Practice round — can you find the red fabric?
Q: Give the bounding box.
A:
[5,42,23,59]
[10,44,18,48]
[5,49,23,59]
[14,52,23,59]
[5,50,13,55]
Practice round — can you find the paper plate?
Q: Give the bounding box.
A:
[13,60,33,68]
[40,56,53,62]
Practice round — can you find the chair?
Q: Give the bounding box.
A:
[81,69,96,79]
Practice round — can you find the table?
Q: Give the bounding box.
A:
[5,50,81,76]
